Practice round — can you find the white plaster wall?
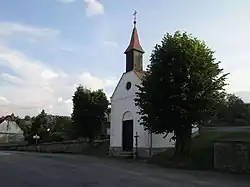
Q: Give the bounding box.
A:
[0,121,23,134]
[151,133,175,148]
[112,71,141,102]
[110,97,150,148]
[151,127,199,148]
[110,71,149,148]
[134,111,149,148]
[110,100,122,147]
[0,120,24,143]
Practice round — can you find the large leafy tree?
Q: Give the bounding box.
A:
[72,85,109,142]
[135,31,228,156]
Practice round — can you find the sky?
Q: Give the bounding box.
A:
[0,0,250,117]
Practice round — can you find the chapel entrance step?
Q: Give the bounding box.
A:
[119,151,134,158]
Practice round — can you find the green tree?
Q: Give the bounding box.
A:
[210,94,250,126]
[31,109,47,134]
[53,116,72,133]
[72,85,109,142]
[51,115,73,140]
[15,117,30,135]
[135,31,228,156]
[24,115,31,121]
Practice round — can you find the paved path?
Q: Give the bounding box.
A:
[0,151,249,187]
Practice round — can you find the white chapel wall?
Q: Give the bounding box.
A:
[151,133,175,148]
[110,99,122,147]
[151,127,199,148]
[110,71,149,148]
[111,71,141,102]
[110,97,150,148]
[110,71,138,147]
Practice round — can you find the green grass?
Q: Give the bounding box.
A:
[148,131,250,170]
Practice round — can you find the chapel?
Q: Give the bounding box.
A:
[109,14,174,157]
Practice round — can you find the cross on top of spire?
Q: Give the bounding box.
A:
[133,10,137,25]
[124,10,144,54]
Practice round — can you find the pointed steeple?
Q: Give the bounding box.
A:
[124,11,144,73]
[124,11,144,54]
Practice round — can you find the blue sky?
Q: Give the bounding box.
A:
[0,0,249,117]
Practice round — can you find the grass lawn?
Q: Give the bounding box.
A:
[148,131,250,170]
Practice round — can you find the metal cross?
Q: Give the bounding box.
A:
[33,134,40,146]
[133,10,137,23]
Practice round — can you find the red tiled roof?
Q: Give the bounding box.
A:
[125,25,144,54]
[133,70,148,80]
[0,115,11,124]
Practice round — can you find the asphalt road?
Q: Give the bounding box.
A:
[0,151,249,187]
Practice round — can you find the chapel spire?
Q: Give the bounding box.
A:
[124,11,144,54]
[124,11,144,73]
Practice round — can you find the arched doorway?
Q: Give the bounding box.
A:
[122,111,133,151]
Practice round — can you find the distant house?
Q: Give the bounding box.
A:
[0,115,25,143]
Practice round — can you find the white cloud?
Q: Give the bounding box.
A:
[78,72,116,91]
[84,0,104,17]
[64,99,72,104]
[0,45,115,117]
[57,97,63,102]
[0,96,9,105]
[0,23,115,117]
[0,73,24,85]
[0,23,59,38]
[57,0,104,17]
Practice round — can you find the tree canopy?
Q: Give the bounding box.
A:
[52,115,72,133]
[135,31,228,155]
[15,117,30,135]
[31,109,47,134]
[71,85,109,142]
[209,94,250,126]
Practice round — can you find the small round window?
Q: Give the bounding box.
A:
[126,82,132,90]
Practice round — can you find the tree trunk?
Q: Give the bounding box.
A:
[173,125,192,158]
[88,135,96,148]
[183,126,192,156]
[174,134,181,156]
